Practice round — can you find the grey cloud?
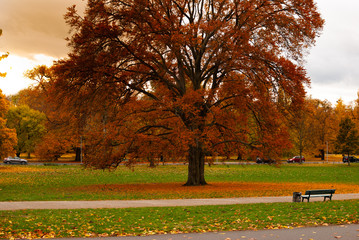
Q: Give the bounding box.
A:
[306,0,359,91]
[0,0,86,58]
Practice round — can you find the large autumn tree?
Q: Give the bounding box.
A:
[53,0,323,185]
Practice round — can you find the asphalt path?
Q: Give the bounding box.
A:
[1,193,359,211]
[53,224,359,240]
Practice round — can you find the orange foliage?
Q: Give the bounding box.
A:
[0,90,17,159]
[34,132,72,161]
[18,65,82,161]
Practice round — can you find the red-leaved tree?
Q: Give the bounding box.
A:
[52,0,324,185]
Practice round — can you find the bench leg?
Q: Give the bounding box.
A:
[323,196,332,201]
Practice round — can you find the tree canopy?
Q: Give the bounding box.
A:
[52,0,324,185]
[6,105,46,157]
[0,90,17,159]
[0,30,17,158]
[335,117,359,165]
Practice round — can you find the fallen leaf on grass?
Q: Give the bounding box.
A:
[0,166,54,173]
[63,182,359,198]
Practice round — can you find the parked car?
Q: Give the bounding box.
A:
[287,156,305,163]
[342,156,359,163]
[3,156,28,165]
[256,157,276,164]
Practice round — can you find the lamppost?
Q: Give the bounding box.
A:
[326,141,329,164]
[80,136,83,164]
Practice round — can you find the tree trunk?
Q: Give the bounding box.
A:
[148,157,156,168]
[184,143,207,186]
[299,149,303,164]
[319,149,324,160]
[75,147,82,162]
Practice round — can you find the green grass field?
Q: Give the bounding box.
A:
[1,164,358,239]
[0,164,358,201]
[0,200,358,239]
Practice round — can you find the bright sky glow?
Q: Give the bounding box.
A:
[0,54,55,95]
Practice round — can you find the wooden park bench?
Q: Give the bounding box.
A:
[301,189,336,202]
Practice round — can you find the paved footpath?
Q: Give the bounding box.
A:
[1,193,359,211]
[55,224,359,240]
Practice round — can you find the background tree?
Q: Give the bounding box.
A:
[6,105,46,158]
[334,98,350,122]
[0,90,17,160]
[310,99,336,160]
[335,117,359,165]
[0,31,17,159]
[52,0,323,185]
[19,66,53,111]
[11,65,82,161]
[34,132,72,161]
[349,91,359,141]
[286,101,312,162]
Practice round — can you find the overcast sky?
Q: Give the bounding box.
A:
[0,0,359,105]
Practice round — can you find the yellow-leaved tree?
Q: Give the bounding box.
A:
[0,91,17,159]
[0,30,17,159]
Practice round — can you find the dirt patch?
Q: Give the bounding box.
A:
[65,182,359,199]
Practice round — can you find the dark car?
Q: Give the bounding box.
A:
[342,156,359,163]
[3,156,28,165]
[287,156,305,163]
[256,157,276,164]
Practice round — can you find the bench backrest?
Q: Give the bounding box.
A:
[304,189,335,195]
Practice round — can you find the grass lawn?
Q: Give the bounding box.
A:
[0,200,358,239]
[0,164,358,201]
[1,164,358,239]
